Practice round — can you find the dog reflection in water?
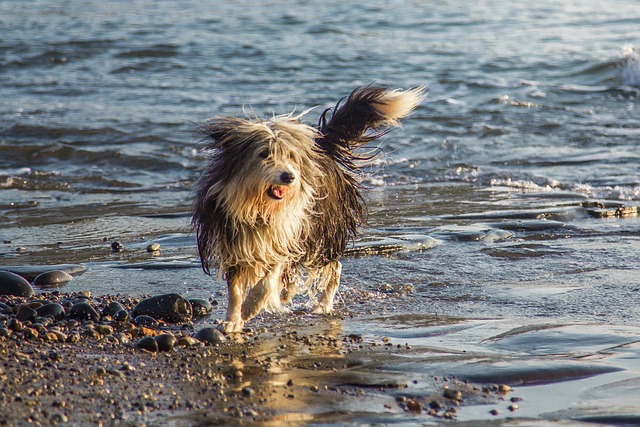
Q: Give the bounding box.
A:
[192,86,424,332]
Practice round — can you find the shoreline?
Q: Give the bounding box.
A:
[1,268,640,426]
[1,289,515,426]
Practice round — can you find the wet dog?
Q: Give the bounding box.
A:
[192,86,424,332]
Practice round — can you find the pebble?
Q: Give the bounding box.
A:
[443,388,462,400]
[155,333,176,352]
[406,399,422,413]
[490,409,500,416]
[508,404,519,412]
[8,318,24,332]
[16,305,37,322]
[23,327,38,340]
[0,270,35,297]
[136,336,159,352]
[95,325,114,336]
[498,384,511,393]
[132,293,193,323]
[102,301,125,317]
[112,309,129,323]
[193,327,226,345]
[133,315,159,328]
[111,241,124,252]
[68,302,101,322]
[36,303,66,321]
[177,336,200,348]
[146,243,161,252]
[32,270,73,287]
[189,298,213,317]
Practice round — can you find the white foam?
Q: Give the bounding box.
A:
[621,45,640,87]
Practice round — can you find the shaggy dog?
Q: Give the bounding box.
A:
[192,86,424,332]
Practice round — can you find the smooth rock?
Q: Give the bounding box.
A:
[155,333,176,351]
[0,264,85,281]
[95,325,114,335]
[136,336,158,352]
[36,303,66,321]
[68,302,100,321]
[0,271,34,297]
[32,270,73,287]
[193,327,226,345]
[177,336,200,348]
[133,315,158,328]
[189,298,213,317]
[112,309,129,323]
[0,302,11,313]
[146,243,160,252]
[102,301,125,317]
[111,241,124,252]
[132,293,192,323]
[24,327,38,340]
[16,305,37,322]
[7,318,24,332]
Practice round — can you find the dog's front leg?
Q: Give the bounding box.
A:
[219,267,246,333]
[241,264,283,321]
[311,261,342,314]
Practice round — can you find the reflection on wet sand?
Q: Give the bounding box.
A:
[164,310,640,426]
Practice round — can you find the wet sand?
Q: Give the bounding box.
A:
[2,284,640,427]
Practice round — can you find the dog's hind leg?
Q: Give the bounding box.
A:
[311,261,341,314]
[241,264,284,321]
[219,267,246,333]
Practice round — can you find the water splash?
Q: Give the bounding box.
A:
[621,45,640,87]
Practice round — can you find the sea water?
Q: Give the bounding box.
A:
[2,1,640,423]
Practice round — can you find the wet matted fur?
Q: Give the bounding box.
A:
[192,86,424,332]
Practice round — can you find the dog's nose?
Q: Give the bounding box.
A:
[280,172,295,184]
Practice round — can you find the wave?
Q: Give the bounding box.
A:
[621,45,640,87]
[489,177,640,201]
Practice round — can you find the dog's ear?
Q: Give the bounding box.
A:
[199,117,246,148]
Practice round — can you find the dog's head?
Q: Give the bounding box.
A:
[200,114,322,223]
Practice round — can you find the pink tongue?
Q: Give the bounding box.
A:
[271,186,285,199]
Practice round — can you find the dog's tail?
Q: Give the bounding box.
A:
[316,86,425,169]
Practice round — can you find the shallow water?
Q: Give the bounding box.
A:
[2,0,640,424]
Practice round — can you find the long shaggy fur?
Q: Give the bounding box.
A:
[192,86,424,332]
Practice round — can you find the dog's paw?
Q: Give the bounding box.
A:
[217,320,244,333]
[310,303,333,314]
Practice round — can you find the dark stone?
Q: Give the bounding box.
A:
[0,270,34,297]
[136,336,158,352]
[102,301,125,317]
[68,302,100,322]
[36,303,66,321]
[155,333,176,352]
[193,327,226,345]
[16,305,37,322]
[112,309,129,323]
[32,270,73,288]
[133,315,158,328]
[132,293,192,323]
[0,264,85,281]
[7,318,24,332]
[189,298,213,317]
[111,241,124,252]
[0,302,12,314]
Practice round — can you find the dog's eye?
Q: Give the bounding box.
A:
[258,150,269,159]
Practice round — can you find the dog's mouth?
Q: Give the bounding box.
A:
[266,185,287,200]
